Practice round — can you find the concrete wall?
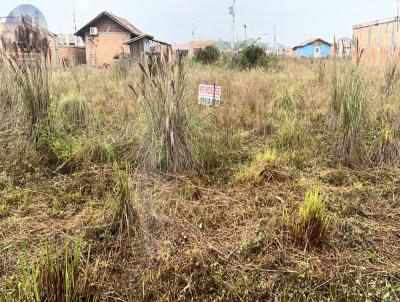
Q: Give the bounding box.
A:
[353,19,400,65]
[84,15,131,67]
[295,42,331,58]
[58,46,86,67]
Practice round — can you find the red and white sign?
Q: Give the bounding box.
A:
[198,84,222,106]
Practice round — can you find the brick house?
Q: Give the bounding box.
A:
[75,11,144,67]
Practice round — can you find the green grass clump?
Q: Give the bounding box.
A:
[109,172,139,238]
[3,242,101,302]
[339,72,368,166]
[236,148,292,184]
[276,118,309,149]
[290,188,332,247]
[236,148,277,183]
[57,93,91,133]
[370,122,400,165]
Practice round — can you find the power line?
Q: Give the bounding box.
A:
[238,12,365,17]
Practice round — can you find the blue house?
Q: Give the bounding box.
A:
[293,38,332,59]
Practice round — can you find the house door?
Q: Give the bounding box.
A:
[314,46,321,58]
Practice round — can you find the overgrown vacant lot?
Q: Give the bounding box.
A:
[0,56,400,301]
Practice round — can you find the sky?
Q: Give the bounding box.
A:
[0,0,398,46]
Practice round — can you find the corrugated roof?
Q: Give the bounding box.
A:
[124,34,154,44]
[124,34,171,46]
[75,11,144,37]
[293,38,332,50]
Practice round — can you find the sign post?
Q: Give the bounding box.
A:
[198,84,222,106]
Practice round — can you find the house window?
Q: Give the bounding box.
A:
[315,46,320,54]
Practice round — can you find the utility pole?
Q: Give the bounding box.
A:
[73,0,78,45]
[243,24,247,41]
[273,25,277,53]
[192,24,196,41]
[229,0,236,51]
[73,0,77,32]
[397,0,400,18]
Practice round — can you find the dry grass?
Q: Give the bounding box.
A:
[0,58,400,301]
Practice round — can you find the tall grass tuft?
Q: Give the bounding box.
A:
[290,188,332,247]
[131,54,197,173]
[382,59,399,98]
[111,172,139,237]
[317,60,325,85]
[9,61,51,142]
[371,121,400,165]
[13,242,101,302]
[327,61,345,129]
[339,72,367,165]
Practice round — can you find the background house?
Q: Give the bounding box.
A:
[293,38,332,59]
[124,34,171,60]
[353,17,400,65]
[54,34,86,68]
[75,11,144,67]
[172,40,215,58]
[282,47,294,57]
[333,37,352,58]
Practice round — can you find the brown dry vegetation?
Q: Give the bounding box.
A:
[0,56,400,301]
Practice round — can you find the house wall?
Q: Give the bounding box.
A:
[84,15,131,67]
[130,39,146,59]
[353,20,399,65]
[295,42,331,58]
[58,46,86,67]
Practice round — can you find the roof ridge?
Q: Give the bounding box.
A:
[75,11,144,36]
[293,37,332,49]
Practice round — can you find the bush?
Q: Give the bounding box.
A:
[240,45,265,68]
[230,45,279,70]
[194,45,220,65]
